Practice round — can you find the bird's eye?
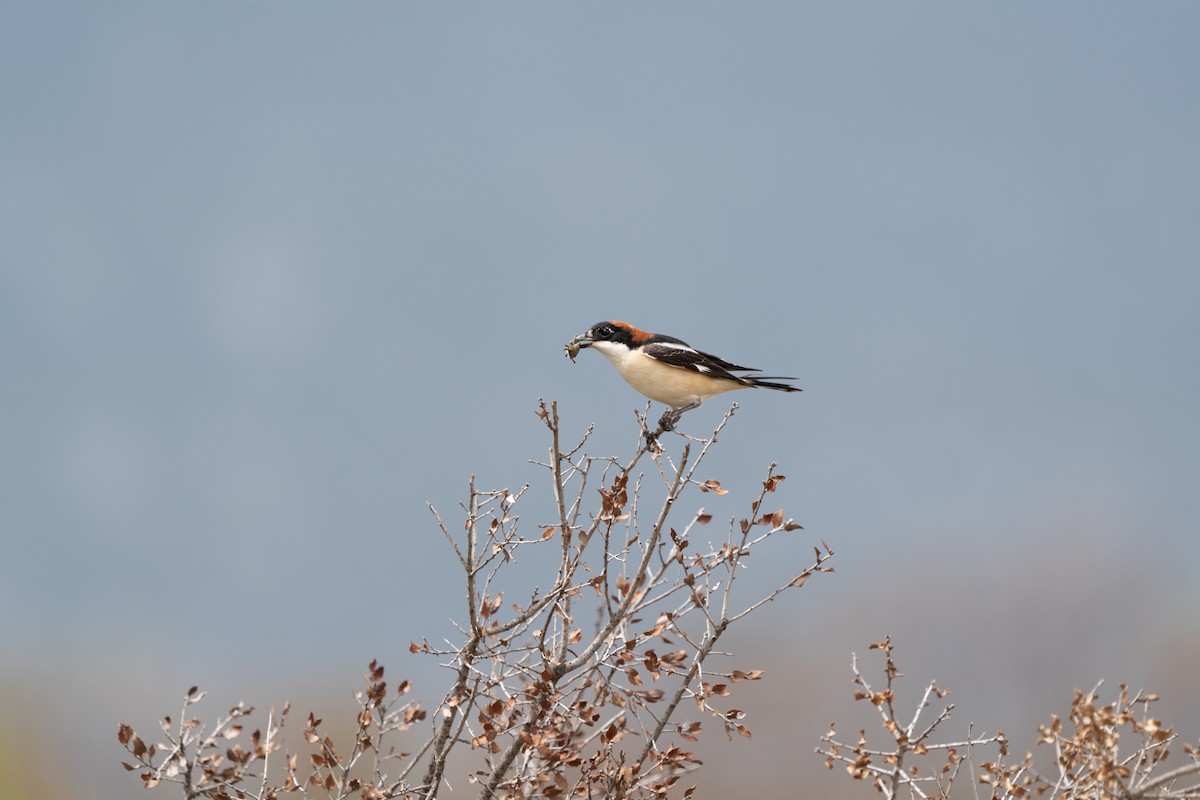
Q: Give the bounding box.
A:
[596,325,613,337]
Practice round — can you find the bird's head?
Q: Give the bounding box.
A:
[565,321,640,361]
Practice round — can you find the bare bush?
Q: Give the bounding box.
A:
[819,637,1200,799]
[118,400,831,799]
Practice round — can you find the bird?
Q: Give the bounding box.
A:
[565,320,800,431]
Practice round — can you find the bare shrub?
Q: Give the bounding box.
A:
[119,400,831,798]
[819,637,1200,799]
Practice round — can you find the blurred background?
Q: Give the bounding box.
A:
[3,3,1198,798]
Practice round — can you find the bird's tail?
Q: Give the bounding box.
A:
[744,376,802,392]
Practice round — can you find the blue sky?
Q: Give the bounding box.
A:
[3,4,1199,797]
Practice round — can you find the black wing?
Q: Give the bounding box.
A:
[641,342,758,383]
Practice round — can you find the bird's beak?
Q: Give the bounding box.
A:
[564,331,593,361]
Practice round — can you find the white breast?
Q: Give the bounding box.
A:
[590,342,745,408]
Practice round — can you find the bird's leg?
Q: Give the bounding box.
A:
[644,402,701,450]
[657,401,701,433]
